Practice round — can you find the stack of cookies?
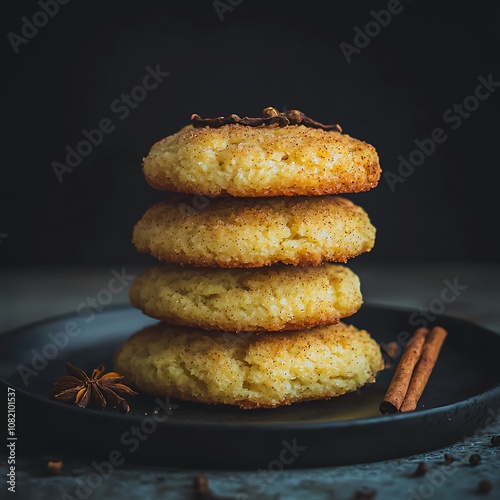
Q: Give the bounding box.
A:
[115,108,384,409]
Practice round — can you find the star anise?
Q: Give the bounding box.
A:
[51,363,138,413]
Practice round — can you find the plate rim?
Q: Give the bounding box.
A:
[1,304,500,431]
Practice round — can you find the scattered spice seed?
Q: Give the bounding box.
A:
[194,475,211,498]
[47,460,63,475]
[444,453,457,464]
[415,462,429,476]
[381,342,399,359]
[352,487,377,499]
[193,475,233,500]
[477,480,493,494]
[193,476,236,500]
[490,435,500,447]
[469,454,482,466]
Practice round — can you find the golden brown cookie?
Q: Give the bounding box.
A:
[130,263,362,331]
[114,322,384,409]
[142,124,380,196]
[133,196,376,268]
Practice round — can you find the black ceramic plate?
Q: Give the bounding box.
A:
[1,305,499,469]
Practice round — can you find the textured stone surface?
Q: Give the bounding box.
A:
[4,424,500,500]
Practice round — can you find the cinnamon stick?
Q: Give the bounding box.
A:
[379,328,429,414]
[400,326,447,412]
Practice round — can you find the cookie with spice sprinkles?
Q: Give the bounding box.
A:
[114,321,384,409]
[142,108,381,197]
[130,263,362,332]
[133,195,376,268]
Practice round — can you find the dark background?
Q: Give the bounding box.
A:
[1,0,499,268]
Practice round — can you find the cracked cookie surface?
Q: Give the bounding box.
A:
[133,195,376,268]
[130,263,362,331]
[142,124,380,196]
[114,322,384,409]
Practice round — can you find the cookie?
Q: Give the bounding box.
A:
[114,322,384,409]
[142,124,380,196]
[130,263,362,332]
[133,196,376,267]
